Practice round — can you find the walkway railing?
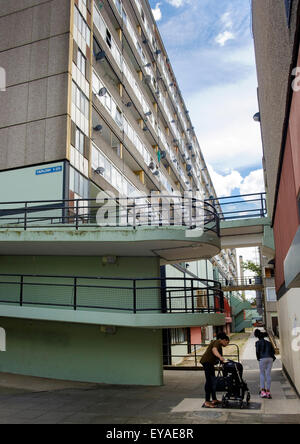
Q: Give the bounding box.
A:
[206,192,267,220]
[0,193,268,233]
[0,196,219,235]
[164,344,240,369]
[0,274,225,314]
[220,276,263,288]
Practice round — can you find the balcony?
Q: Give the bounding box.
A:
[0,274,226,328]
[0,195,221,263]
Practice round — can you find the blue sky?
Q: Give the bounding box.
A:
[149,0,264,197]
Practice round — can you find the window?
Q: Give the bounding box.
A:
[77,50,86,76]
[115,107,123,128]
[266,288,277,302]
[92,143,138,196]
[122,8,127,25]
[170,329,188,345]
[115,0,122,15]
[72,81,90,119]
[75,127,85,155]
[106,29,112,49]
[105,92,112,111]
[70,167,89,199]
[74,6,91,46]
[284,0,292,26]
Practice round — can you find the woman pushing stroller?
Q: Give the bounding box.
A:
[200,332,230,408]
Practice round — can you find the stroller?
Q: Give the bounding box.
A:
[216,360,251,409]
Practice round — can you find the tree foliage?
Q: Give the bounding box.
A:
[242,260,262,277]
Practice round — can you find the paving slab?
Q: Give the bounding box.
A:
[0,333,299,424]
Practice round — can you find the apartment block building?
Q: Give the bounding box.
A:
[0,0,238,384]
[252,0,300,394]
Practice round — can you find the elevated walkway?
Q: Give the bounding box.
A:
[0,196,220,264]
[208,193,275,257]
[221,277,264,292]
[0,193,275,264]
[220,217,272,250]
[0,273,226,329]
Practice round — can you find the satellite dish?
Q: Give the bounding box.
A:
[95,167,105,175]
[99,87,107,97]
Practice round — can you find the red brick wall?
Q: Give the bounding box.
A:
[274,128,299,291]
[289,48,300,197]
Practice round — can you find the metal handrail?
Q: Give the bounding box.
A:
[163,343,240,369]
[0,196,220,235]
[206,192,267,220]
[220,276,263,287]
[0,274,225,314]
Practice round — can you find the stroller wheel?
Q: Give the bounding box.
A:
[222,395,229,408]
[246,392,251,406]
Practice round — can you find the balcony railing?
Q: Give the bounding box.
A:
[206,192,267,220]
[0,274,224,314]
[0,196,220,235]
[220,276,263,288]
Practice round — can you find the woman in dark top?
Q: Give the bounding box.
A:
[200,332,230,408]
[254,329,276,399]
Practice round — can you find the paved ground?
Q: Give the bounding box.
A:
[0,334,299,424]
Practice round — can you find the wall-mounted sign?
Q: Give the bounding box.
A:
[35,166,63,176]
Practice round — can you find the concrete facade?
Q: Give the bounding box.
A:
[0,0,239,385]
[252,0,300,217]
[0,0,71,170]
[252,0,300,394]
[0,317,164,385]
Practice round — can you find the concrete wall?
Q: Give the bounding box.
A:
[0,255,164,385]
[0,0,71,171]
[0,255,160,279]
[278,288,300,394]
[252,0,300,217]
[0,317,163,385]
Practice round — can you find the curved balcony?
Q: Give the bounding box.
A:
[0,274,226,328]
[0,196,221,262]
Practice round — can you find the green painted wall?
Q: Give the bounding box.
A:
[0,163,65,202]
[0,162,65,227]
[0,255,160,278]
[0,317,163,385]
[0,256,161,313]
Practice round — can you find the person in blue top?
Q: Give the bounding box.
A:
[254,329,276,399]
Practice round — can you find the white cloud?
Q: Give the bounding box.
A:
[215,30,235,46]
[221,11,233,29]
[208,165,242,196]
[239,169,265,195]
[166,0,186,7]
[152,3,162,21]
[207,165,265,198]
[187,66,262,172]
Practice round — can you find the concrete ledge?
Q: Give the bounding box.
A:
[0,226,220,263]
[220,217,271,249]
[0,305,226,328]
